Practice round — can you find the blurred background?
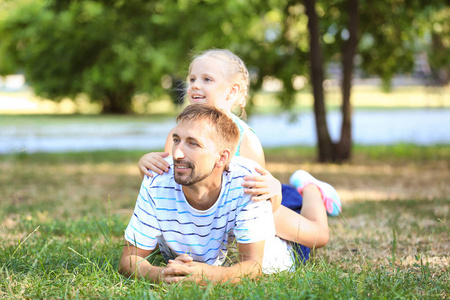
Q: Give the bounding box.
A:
[1,4,449,297]
[0,0,449,161]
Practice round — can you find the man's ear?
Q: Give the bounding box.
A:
[215,148,232,168]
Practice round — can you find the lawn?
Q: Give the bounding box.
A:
[1,145,448,299]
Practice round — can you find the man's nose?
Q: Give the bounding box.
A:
[173,145,185,159]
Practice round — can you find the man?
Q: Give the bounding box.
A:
[119,104,294,284]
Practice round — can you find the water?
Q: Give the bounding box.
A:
[254,109,450,147]
[1,109,449,154]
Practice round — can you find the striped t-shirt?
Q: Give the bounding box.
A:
[124,156,288,268]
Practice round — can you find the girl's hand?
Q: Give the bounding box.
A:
[242,166,282,212]
[138,152,170,178]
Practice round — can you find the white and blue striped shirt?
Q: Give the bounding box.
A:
[124,156,285,267]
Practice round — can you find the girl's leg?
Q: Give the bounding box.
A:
[274,184,329,249]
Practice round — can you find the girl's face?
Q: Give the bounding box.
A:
[186,56,235,111]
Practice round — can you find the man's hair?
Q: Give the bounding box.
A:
[176,104,240,156]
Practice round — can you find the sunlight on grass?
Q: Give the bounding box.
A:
[1,85,449,115]
[268,158,450,202]
[0,89,102,114]
[253,85,450,113]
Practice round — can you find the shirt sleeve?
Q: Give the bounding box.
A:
[233,199,276,244]
[124,177,161,250]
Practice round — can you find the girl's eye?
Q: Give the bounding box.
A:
[189,78,195,83]
[204,77,211,82]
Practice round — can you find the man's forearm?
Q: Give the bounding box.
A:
[213,259,262,283]
[119,254,163,283]
[211,240,265,283]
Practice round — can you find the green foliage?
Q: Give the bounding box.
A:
[0,0,448,113]
[356,0,449,90]
[427,6,450,82]
[0,0,193,113]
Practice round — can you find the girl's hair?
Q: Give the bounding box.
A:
[189,49,250,118]
[177,104,240,157]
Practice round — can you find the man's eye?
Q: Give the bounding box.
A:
[173,138,180,143]
[189,141,199,146]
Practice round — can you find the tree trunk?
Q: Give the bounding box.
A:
[304,0,334,162]
[102,88,134,114]
[336,0,359,161]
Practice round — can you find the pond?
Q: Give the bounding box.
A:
[1,108,449,154]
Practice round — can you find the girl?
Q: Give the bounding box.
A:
[138,49,341,261]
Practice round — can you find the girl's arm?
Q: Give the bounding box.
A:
[163,128,175,153]
[239,130,282,212]
[138,128,175,179]
[239,129,265,168]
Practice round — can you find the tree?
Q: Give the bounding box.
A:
[0,0,193,113]
[1,0,447,161]
[302,0,358,162]
[427,6,450,85]
[271,0,448,162]
[304,0,332,162]
[0,0,262,113]
[230,0,357,162]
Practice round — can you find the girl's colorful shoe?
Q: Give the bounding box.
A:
[289,170,342,216]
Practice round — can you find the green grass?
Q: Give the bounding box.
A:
[1,145,449,299]
[252,85,450,114]
[0,113,176,126]
[1,84,449,117]
[264,143,450,163]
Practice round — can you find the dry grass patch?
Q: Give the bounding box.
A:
[268,152,450,202]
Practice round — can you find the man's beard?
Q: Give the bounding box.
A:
[174,159,215,186]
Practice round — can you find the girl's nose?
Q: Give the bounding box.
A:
[190,80,200,90]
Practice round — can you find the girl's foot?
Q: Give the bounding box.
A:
[289,170,342,216]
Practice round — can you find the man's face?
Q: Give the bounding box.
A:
[172,119,220,186]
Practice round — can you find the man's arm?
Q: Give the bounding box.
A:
[118,242,164,283]
[159,240,266,284]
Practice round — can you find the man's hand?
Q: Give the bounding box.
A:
[120,241,265,284]
[170,253,194,264]
[160,255,212,284]
[159,240,265,284]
